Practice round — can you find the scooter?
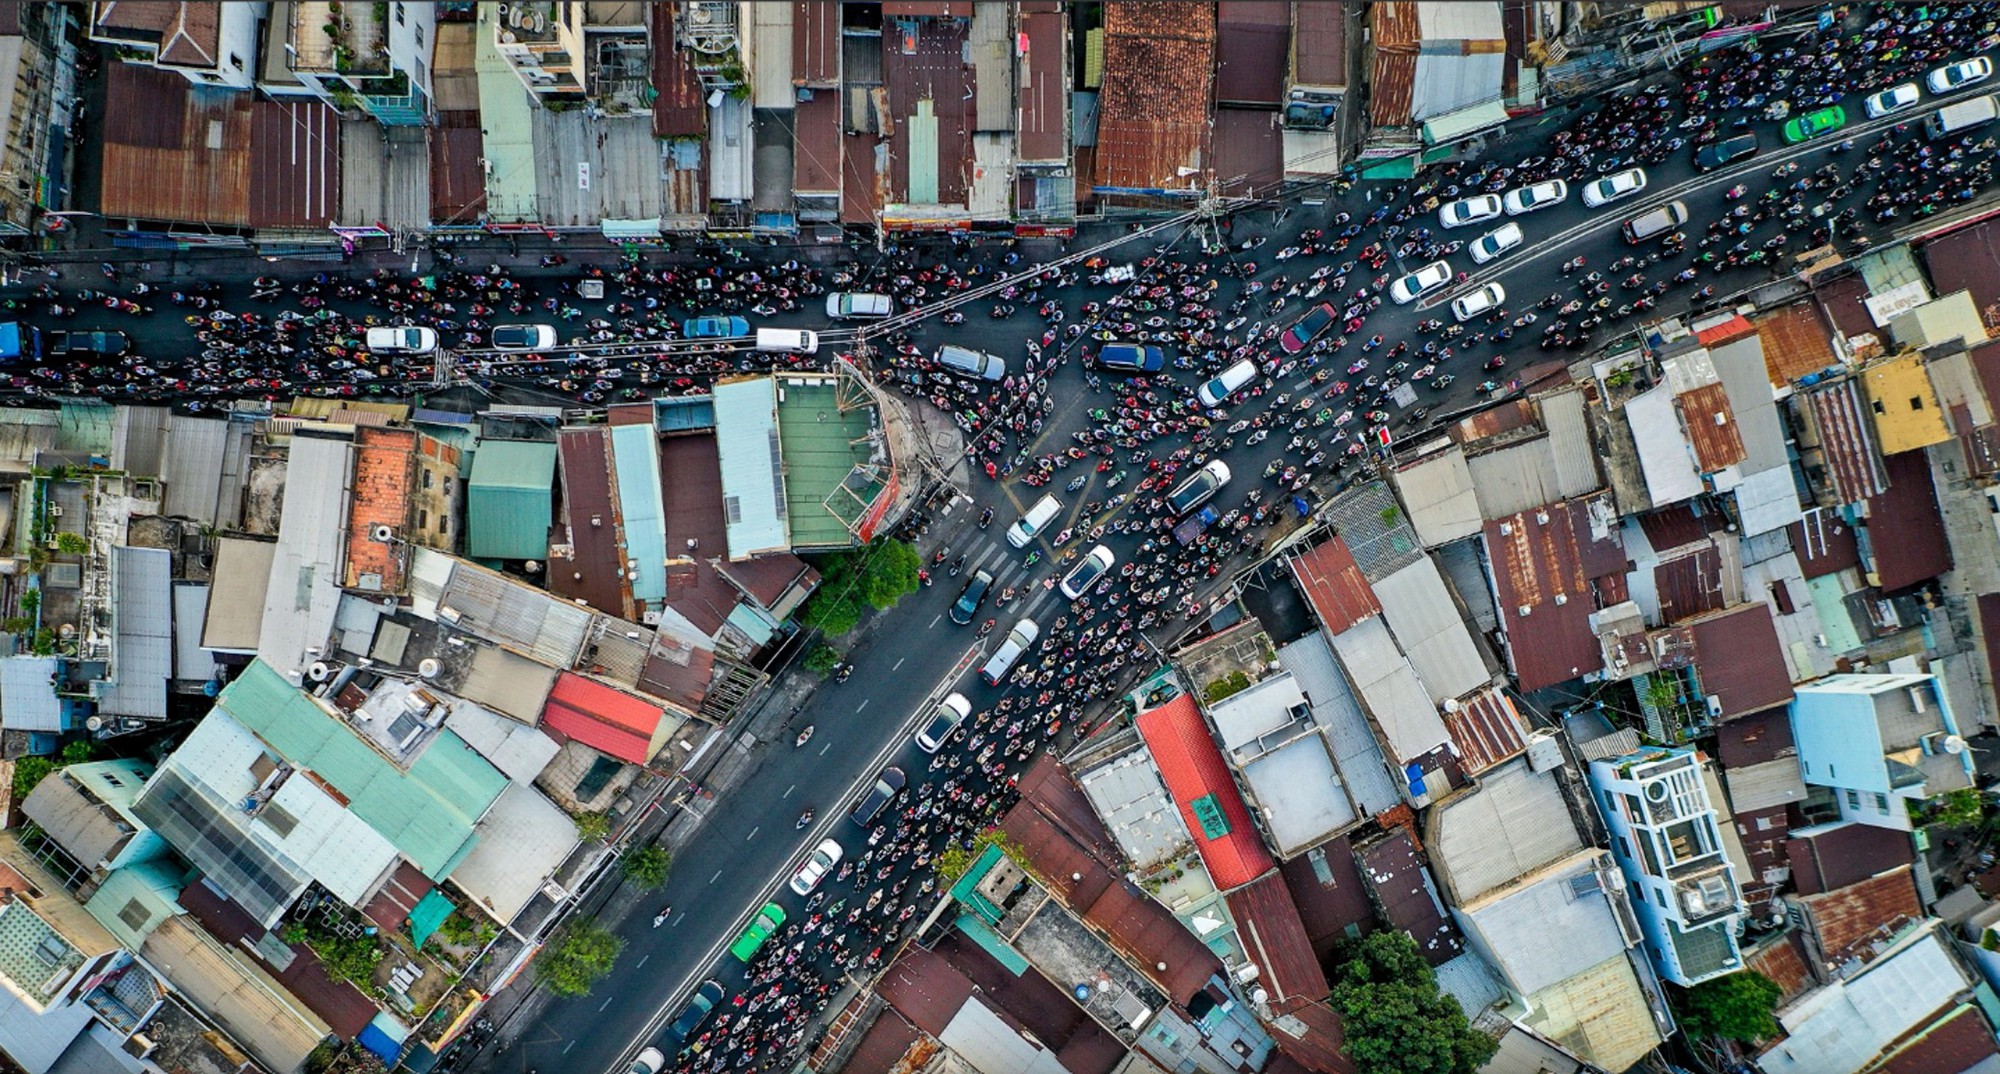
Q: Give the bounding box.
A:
[652,906,672,928]
[796,725,815,748]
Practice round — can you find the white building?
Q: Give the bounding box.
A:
[90,0,265,91]
[1790,672,1975,831]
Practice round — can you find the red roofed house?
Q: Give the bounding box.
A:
[1136,695,1276,891]
[1288,533,1381,634]
[1484,494,1626,691]
[539,672,665,765]
[1094,3,1215,197]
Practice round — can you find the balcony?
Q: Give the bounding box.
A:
[1672,866,1738,927]
[290,0,390,76]
[494,1,570,46]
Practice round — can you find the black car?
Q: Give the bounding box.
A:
[850,766,907,826]
[949,570,994,625]
[1694,133,1758,172]
[665,980,725,1045]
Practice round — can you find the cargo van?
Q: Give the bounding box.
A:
[754,328,819,353]
[1621,200,1688,244]
[935,344,1005,381]
[980,619,1040,685]
[1006,494,1061,548]
[825,292,893,319]
[1926,94,1998,139]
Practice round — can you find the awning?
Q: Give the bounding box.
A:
[600,218,664,240]
[1422,99,1510,146]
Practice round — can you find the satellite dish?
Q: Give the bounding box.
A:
[1441,697,1460,713]
[86,715,104,731]
[524,560,541,573]
[418,658,442,680]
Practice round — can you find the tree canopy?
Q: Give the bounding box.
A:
[538,917,624,998]
[1327,931,1497,1074]
[621,845,672,889]
[797,540,922,637]
[1675,971,1782,1043]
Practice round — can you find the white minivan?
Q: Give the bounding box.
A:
[1197,359,1259,408]
[754,328,819,353]
[1006,494,1062,548]
[980,619,1040,684]
[366,326,439,354]
[825,292,893,319]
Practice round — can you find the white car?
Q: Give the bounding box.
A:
[1390,260,1453,305]
[630,1047,666,1074]
[1439,194,1503,229]
[1502,180,1568,216]
[490,324,557,351]
[1864,82,1922,118]
[915,693,971,753]
[1928,57,1992,94]
[365,326,439,354]
[1581,168,1647,208]
[788,838,843,896]
[1451,283,1506,323]
[1197,358,1259,407]
[1469,222,1525,265]
[1061,545,1115,600]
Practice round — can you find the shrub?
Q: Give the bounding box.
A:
[622,845,672,889]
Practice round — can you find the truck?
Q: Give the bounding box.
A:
[0,323,40,362]
[46,329,129,357]
[1172,505,1220,545]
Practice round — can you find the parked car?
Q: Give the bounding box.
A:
[915,694,971,752]
[788,838,843,895]
[1280,304,1337,354]
[850,767,907,827]
[1580,168,1647,208]
[1928,57,1993,94]
[682,316,749,338]
[1864,83,1922,118]
[1782,105,1846,144]
[950,569,994,625]
[1468,223,1524,265]
[490,324,557,350]
[1439,193,1504,229]
[1501,180,1567,216]
[1390,261,1453,304]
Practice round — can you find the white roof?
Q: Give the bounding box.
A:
[712,379,789,559]
[1430,758,1584,904]
[1392,446,1483,547]
[1329,617,1451,765]
[1469,438,1568,521]
[99,546,172,720]
[1758,925,1969,1074]
[1711,335,1790,474]
[1374,557,1489,704]
[443,698,561,782]
[0,656,64,732]
[1625,387,1704,507]
[1076,743,1190,871]
[257,434,352,680]
[1278,632,1404,817]
[1207,674,1356,854]
[203,538,274,652]
[447,782,579,925]
[1732,465,1805,538]
[1456,850,1629,997]
[1542,389,1602,498]
[172,583,219,684]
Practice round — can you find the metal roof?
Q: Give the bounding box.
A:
[1468,437,1570,520]
[1758,926,1968,1074]
[1093,2,1215,192]
[1456,850,1628,997]
[775,375,878,550]
[1329,617,1450,765]
[713,379,789,559]
[247,98,341,228]
[1215,1,1289,106]
[1135,694,1277,891]
[436,556,592,668]
[203,537,274,652]
[258,434,351,679]
[1224,870,1329,1007]
[1688,604,1794,721]
[1373,556,1489,704]
[1393,445,1484,547]
[97,545,172,720]
[218,660,507,881]
[0,656,63,731]
[1429,758,1583,905]
[111,405,169,478]
[100,63,252,226]
[1484,494,1626,692]
[1711,335,1790,475]
[1074,742,1192,871]
[137,917,329,1074]
[1288,533,1380,634]
[1442,687,1531,776]
[1290,0,1345,87]
[446,782,578,925]
[162,413,247,527]
[1625,386,1704,507]
[610,424,667,607]
[1864,449,1952,592]
[172,583,218,683]
[1278,632,1403,817]
[1016,3,1068,162]
[442,699,560,782]
[539,671,663,764]
[466,440,555,561]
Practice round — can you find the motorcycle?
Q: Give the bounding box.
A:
[796,725,815,748]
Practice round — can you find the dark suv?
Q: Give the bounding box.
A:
[1694,134,1757,171]
[950,570,994,625]
[850,767,907,826]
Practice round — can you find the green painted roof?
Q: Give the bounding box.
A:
[86,860,185,950]
[217,661,508,880]
[775,378,880,549]
[467,440,555,560]
[408,889,456,947]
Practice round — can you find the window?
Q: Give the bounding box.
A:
[422,470,433,489]
[444,477,455,495]
[417,509,429,530]
[117,898,151,930]
[440,514,450,534]
[1872,399,1886,414]
[1845,789,1862,810]
[1616,835,1633,860]
[1652,888,1667,909]
[100,771,123,787]
[230,53,244,70]
[1874,792,1890,812]
[1911,397,1925,410]
[395,2,406,24]
[415,24,424,48]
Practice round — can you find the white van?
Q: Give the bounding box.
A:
[1006,494,1062,548]
[935,345,1005,381]
[1197,359,1259,408]
[825,292,894,319]
[1167,460,1231,515]
[755,328,819,353]
[980,619,1040,685]
[1621,201,1688,243]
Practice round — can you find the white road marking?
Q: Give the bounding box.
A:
[893,657,906,670]
[637,954,650,968]
[600,996,615,1011]
[745,826,759,841]
[819,741,832,756]
[710,869,723,884]
[783,784,794,798]
[929,614,942,628]
[856,698,870,713]
[563,1041,577,1054]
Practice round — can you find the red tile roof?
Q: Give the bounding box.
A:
[1865,450,1952,592]
[1094,2,1215,191]
[247,100,341,228]
[343,427,414,593]
[1787,821,1916,895]
[1796,864,1922,970]
[539,672,663,764]
[1290,534,1380,634]
[1877,1005,2000,1074]
[1695,313,1757,347]
[1791,508,1861,579]
[1688,603,1794,720]
[1676,383,1748,473]
[1224,872,1329,1005]
[1441,688,1528,775]
[1484,495,1626,691]
[1136,695,1276,891]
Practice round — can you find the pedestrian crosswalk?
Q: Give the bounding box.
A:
[950,531,1063,625]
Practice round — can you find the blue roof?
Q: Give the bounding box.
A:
[609,424,667,605]
[0,656,66,732]
[712,380,789,558]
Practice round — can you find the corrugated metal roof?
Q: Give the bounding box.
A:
[1757,927,1967,1074]
[162,413,230,525]
[1484,494,1626,692]
[1710,335,1790,475]
[0,655,63,731]
[438,556,592,667]
[1224,871,1329,1005]
[713,379,789,559]
[610,424,667,607]
[138,917,329,1074]
[540,672,663,764]
[1625,386,1704,507]
[1468,438,1567,520]
[112,405,169,478]
[218,660,507,880]
[1864,450,1952,592]
[1755,303,1839,386]
[1093,2,1214,192]
[1431,757,1584,905]
[1441,687,1529,776]
[1278,633,1403,818]
[650,3,707,139]
[1017,4,1068,162]
[1135,694,1277,891]
[1075,743,1192,871]
[1290,1,1345,87]
[1457,849,1627,999]
[1216,1,1289,106]
[1520,948,1662,1072]
[1329,617,1450,764]
[1392,445,1483,546]
[431,112,486,223]
[1676,383,1747,473]
[448,782,579,923]
[467,440,555,561]
[100,63,252,225]
[1541,389,1601,499]
[1357,827,1463,965]
[793,0,840,86]
[97,546,172,720]
[247,99,341,228]
[1733,465,1805,539]
[1373,556,1489,704]
[257,433,351,679]
[969,2,1013,132]
[1874,1004,2000,1074]
[1689,604,1794,720]
[1796,864,1922,969]
[204,537,273,652]
[1288,533,1380,633]
[552,428,630,618]
[792,90,843,194]
[1787,820,1917,895]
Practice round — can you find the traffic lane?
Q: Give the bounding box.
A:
[512,609,988,1071]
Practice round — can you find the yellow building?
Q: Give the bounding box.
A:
[1860,353,1952,455]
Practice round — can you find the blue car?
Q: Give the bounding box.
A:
[682,316,749,338]
[1093,342,1166,372]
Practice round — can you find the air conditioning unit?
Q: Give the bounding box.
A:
[1705,695,1725,718]
[1697,875,1730,911]
[642,610,662,626]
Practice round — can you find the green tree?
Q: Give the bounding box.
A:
[799,591,863,636]
[574,811,612,842]
[538,917,624,997]
[861,540,922,610]
[309,934,384,988]
[804,644,843,677]
[58,740,95,766]
[621,845,672,889]
[10,755,54,800]
[1329,931,1497,1074]
[1921,788,1987,830]
[1675,970,1782,1043]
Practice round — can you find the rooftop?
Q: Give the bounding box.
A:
[1676,383,1747,474]
[1484,494,1626,691]
[774,374,883,550]
[1801,378,1892,504]
[1093,2,1215,193]
[1287,533,1380,634]
[1757,925,1970,1074]
[1786,820,1917,896]
[100,62,251,226]
[1441,688,1530,776]
[1686,604,1794,722]
[1863,450,1952,592]
[1427,757,1584,906]
[1860,354,1953,455]
[1454,849,1634,998]
[1328,616,1450,768]
[1356,828,1462,966]
[1206,673,1358,855]
[713,378,789,559]
[467,439,555,561]
[1390,445,1483,547]
[1795,864,1923,971]
[91,0,222,69]
[1372,555,1489,704]
[538,671,663,765]
[1135,695,1277,890]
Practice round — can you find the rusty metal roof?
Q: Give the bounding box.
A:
[553,427,633,619]
[101,63,251,226]
[247,99,341,228]
[1441,687,1529,776]
[1791,507,1861,579]
[1864,450,1952,592]
[1017,3,1068,162]
[1676,383,1747,474]
[1787,821,1916,895]
[1224,871,1329,1006]
[1796,865,1923,969]
[1654,546,1726,625]
[793,90,844,193]
[793,0,841,86]
[1876,1005,2000,1074]
[1483,495,1625,692]
[1216,1,1289,106]
[1289,533,1380,634]
[1755,304,1840,387]
[651,4,707,139]
[1687,603,1793,720]
[1355,828,1463,966]
[1291,1,1345,87]
[430,113,486,224]
[1366,2,1421,126]
[1803,379,1890,503]
[1094,2,1215,191]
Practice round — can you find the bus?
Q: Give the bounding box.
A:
[1926,94,1998,140]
